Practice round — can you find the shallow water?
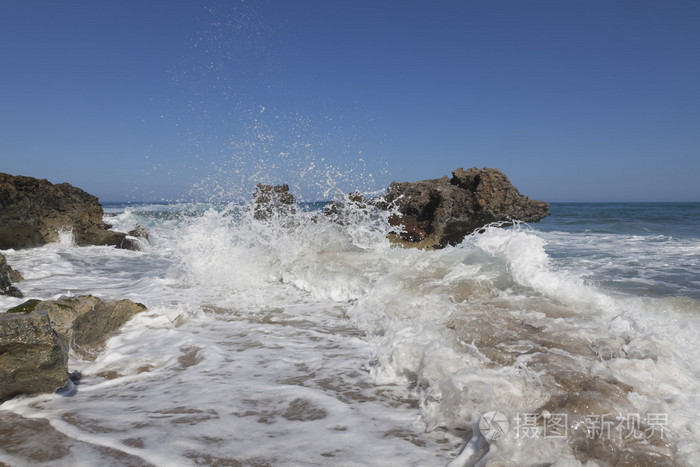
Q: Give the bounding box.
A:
[1,201,699,466]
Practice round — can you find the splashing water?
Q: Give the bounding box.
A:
[57,228,75,248]
[2,1,699,462]
[2,200,699,466]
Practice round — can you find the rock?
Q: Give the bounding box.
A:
[122,225,150,251]
[0,296,147,401]
[0,173,135,250]
[9,267,24,283]
[0,411,152,464]
[8,296,147,358]
[383,167,550,248]
[0,253,23,298]
[323,191,370,224]
[253,183,296,221]
[0,310,68,402]
[70,298,147,354]
[127,225,149,240]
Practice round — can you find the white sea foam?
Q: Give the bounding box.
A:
[2,202,699,466]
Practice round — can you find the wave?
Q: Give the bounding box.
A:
[3,199,699,465]
[157,200,699,464]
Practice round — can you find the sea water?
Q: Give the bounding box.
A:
[1,200,699,466]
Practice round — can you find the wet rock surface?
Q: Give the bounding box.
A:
[383,167,550,248]
[127,224,149,240]
[0,411,151,465]
[31,296,147,356]
[0,310,68,402]
[253,183,296,221]
[0,173,135,250]
[0,253,23,298]
[0,296,147,402]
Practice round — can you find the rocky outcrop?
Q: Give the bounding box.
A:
[0,310,68,402]
[0,253,23,298]
[253,183,296,221]
[383,167,550,248]
[0,173,136,250]
[36,296,147,355]
[0,296,147,402]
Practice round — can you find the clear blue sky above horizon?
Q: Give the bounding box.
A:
[1,0,699,202]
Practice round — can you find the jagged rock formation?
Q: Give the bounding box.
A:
[0,296,147,402]
[383,167,550,248]
[267,167,549,249]
[253,183,296,221]
[0,253,23,297]
[0,173,137,250]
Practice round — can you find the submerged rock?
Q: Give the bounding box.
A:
[0,173,135,250]
[383,167,550,248]
[0,296,147,401]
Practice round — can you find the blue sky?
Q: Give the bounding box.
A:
[1,0,699,202]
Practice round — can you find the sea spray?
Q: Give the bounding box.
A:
[345,222,698,465]
[2,201,699,465]
[161,1,389,205]
[172,191,403,307]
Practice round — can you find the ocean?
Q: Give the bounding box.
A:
[1,200,699,466]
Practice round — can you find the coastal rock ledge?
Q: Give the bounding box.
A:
[0,173,136,250]
[384,167,550,248]
[0,296,147,402]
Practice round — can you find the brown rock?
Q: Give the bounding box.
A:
[0,253,23,298]
[24,296,147,358]
[253,183,296,221]
[0,173,134,250]
[9,267,24,283]
[127,225,149,240]
[383,167,550,248]
[0,310,68,402]
[0,296,147,401]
